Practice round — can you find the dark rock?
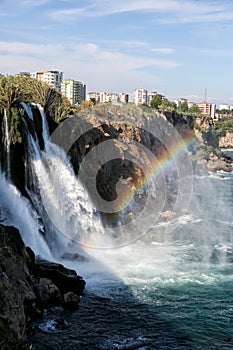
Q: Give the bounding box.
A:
[36,278,62,308]
[0,224,85,340]
[0,225,39,336]
[62,291,81,309]
[34,259,86,295]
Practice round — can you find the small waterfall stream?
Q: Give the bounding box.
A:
[3,108,11,178]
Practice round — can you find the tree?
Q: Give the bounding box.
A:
[0,75,24,111]
[159,98,175,112]
[150,95,162,109]
[189,104,201,114]
[0,75,73,123]
[178,101,189,113]
[81,100,94,108]
[90,98,96,105]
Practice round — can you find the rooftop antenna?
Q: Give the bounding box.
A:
[204,88,207,102]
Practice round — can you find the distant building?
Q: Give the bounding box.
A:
[187,101,195,108]
[99,92,119,104]
[174,97,188,107]
[87,91,128,104]
[108,93,119,104]
[119,92,129,104]
[219,104,233,111]
[148,91,165,105]
[16,72,30,77]
[99,92,108,103]
[30,70,63,92]
[134,88,148,105]
[61,79,86,105]
[197,101,216,118]
[219,104,230,111]
[87,92,100,103]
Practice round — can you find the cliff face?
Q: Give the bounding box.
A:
[219,132,233,148]
[56,105,197,225]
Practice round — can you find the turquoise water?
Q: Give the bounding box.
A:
[28,166,233,350]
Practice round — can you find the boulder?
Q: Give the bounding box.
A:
[207,159,231,172]
[63,292,81,310]
[34,259,86,295]
[36,278,62,308]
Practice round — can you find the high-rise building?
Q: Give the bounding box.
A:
[134,88,148,105]
[61,79,86,105]
[30,70,63,92]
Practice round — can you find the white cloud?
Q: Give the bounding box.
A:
[0,41,63,57]
[19,0,49,7]
[50,0,233,24]
[151,48,175,55]
[0,40,181,92]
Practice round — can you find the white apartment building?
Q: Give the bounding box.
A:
[87,92,129,104]
[219,104,233,111]
[99,92,108,103]
[87,92,100,103]
[99,92,119,104]
[61,79,86,105]
[148,91,165,105]
[197,101,216,118]
[134,88,148,105]
[30,70,63,92]
[119,92,129,104]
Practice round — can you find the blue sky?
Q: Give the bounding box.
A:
[1,0,233,104]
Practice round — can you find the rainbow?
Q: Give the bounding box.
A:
[114,130,196,214]
[79,130,197,250]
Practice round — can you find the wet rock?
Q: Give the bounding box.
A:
[34,260,86,295]
[160,210,175,221]
[207,159,231,172]
[63,292,81,310]
[0,225,39,337]
[0,224,85,340]
[36,278,62,308]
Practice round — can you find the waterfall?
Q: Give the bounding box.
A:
[3,109,11,178]
[19,103,104,258]
[0,171,53,259]
[20,102,34,120]
[35,103,50,144]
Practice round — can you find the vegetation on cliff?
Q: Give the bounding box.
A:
[213,117,233,138]
[0,75,72,126]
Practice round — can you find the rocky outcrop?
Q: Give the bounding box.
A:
[0,224,85,340]
[219,132,233,148]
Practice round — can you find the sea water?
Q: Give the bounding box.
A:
[28,157,233,350]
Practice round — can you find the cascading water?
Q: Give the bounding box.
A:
[24,133,105,256]
[3,108,11,178]
[0,171,52,259]
[5,103,104,260]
